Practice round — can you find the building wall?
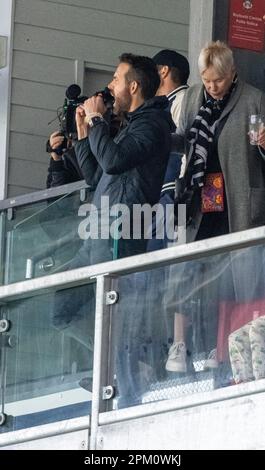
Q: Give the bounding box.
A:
[8,0,190,197]
[213,0,265,93]
[0,0,14,201]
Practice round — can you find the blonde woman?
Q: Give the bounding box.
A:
[166,41,265,373]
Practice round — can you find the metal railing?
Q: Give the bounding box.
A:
[2,182,265,447]
[0,180,90,211]
[1,225,265,448]
[0,225,264,300]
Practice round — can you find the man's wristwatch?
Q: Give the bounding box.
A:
[85,113,104,128]
[89,115,104,127]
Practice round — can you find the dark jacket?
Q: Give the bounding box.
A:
[46,147,103,189]
[46,148,84,188]
[46,117,120,189]
[75,96,173,211]
[74,96,173,259]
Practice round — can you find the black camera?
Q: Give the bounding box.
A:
[95,87,114,108]
[47,84,115,155]
[59,84,114,140]
[60,84,87,139]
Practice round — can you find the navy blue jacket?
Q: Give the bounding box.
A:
[75,96,173,211]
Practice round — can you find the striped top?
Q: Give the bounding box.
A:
[160,85,188,197]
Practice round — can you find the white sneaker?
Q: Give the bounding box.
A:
[203,348,218,370]
[165,341,187,373]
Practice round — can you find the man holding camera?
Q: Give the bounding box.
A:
[46,131,84,188]
[74,52,173,262]
[45,88,117,189]
[52,54,173,395]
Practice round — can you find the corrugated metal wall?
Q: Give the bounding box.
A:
[8,0,190,197]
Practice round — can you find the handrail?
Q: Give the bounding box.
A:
[0,225,264,302]
[0,180,91,210]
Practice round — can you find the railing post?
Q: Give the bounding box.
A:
[89,274,110,450]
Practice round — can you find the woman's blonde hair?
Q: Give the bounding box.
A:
[198,41,235,76]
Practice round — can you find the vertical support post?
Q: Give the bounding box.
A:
[0,0,15,200]
[188,0,214,84]
[0,212,6,285]
[89,274,108,450]
[74,59,85,92]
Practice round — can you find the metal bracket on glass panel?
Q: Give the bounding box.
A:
[0,319,11,333]
[105,291,119,305]
[80,188,89,202]
[26,256,55,280]
[7,208,14,221]
[25,259,34,279]
[0,412,7,426]
[0,319,16,348]
[102,385,115,400]
[38,257,55,273]
[1,334,17,348]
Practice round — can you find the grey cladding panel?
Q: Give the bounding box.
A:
[15,0,188,49]
[8,158,47,189]
[12,51,75,86]
[7,184,39,197]
[52,0,190,23]
[9,132,47,164]
[9,0,190,197]
[11,105,58,137]
[11,79,66,111]
[14,24,187,64]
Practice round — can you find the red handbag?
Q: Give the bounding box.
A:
[217,299,265,362]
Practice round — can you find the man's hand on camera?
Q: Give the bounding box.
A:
[84,95,107,118]
[49,131,65,161]
[76,105,88,140]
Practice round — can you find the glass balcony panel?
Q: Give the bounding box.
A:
[1,186,120,284]
[109,243,265,409]
[0,282,95,433]
[2,189,89,284]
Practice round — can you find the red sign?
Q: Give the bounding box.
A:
[228,0,265,51]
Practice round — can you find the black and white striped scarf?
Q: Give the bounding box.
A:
[188,77,237,188]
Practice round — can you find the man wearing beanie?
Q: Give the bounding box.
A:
[147,49,190,251]
[152,49,189,129]
[137,50,190,390]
